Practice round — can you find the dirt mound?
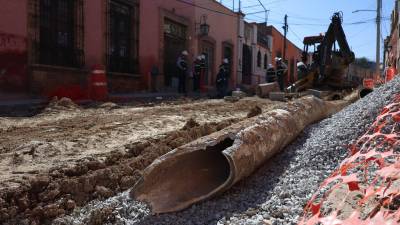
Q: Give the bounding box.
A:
[247,105,262,118]
[43,97,80,113]
[98,102,119,110]
[182,118,200,130]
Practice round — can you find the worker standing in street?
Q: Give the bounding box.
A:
[200,55,207,92]
[193,55,203,92]
[266,64,276,83]
[177,50,189,94]
[276,57,288,91]
[216,58,230,98]
[296,61,308,80]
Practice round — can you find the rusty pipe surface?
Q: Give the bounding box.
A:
[132,96,357,214]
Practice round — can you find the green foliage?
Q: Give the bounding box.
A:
[353,57,375,69]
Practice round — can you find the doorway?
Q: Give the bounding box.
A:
[222,43,233,81]
[163,19,187,88]
[201,41,215,85]
[242,44,252,85]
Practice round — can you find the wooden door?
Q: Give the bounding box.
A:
[201,41,215,85]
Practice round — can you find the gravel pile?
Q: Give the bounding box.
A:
[55,77,400,225]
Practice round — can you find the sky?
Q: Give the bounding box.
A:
[220,0,394,62]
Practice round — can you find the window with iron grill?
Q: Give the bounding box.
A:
[257,51,262,67]
[30,0,84,68]
[107,0,139,74]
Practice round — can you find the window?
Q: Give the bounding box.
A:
[30,0,84,68]
[264,53,268,69]
[107,0,139,74]
[257,51,261,67]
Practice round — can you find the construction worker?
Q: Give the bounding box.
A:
[216,58,230,98]
[276,57,288,91]
[177,50,189,94]
[296,61,308,80]
[200,55,207,91]
[385,64,397,83]
[193,55,203,92]
[266,64,276,83]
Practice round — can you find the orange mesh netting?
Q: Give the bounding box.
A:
[299,95,400,225]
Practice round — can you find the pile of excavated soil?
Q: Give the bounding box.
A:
[42,97,81,114]
[54,77,400,225]
[0,97,282,224]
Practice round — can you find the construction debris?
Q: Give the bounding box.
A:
[131,95,355,214]
[54,77,400,225]
[256,82,280,98]
[0,97,282,224]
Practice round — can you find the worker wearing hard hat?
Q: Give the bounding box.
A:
[275,57,288,91]
[266,64,276,83]
[216,58,230,98]
[193,55,203,92]
[177,50,189,94]
[296,61,308,80]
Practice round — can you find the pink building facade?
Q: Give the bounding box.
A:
[0,0,239,99]
[140,0,239,92]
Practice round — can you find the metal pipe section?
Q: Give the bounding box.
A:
[132,96,357,214]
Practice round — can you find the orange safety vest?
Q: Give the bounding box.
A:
[386,67,397,82]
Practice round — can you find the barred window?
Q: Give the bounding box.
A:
[30,0,84,68]
[107,0,139,74]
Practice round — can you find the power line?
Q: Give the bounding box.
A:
[289,27,303,43]
[175,0,238,17]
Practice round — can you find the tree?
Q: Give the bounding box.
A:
[353,57,375,69]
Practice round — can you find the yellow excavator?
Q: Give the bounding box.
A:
[288,12,355,93]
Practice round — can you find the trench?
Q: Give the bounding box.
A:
[134,138,234,213]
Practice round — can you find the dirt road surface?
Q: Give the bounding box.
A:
[0,97,282,224]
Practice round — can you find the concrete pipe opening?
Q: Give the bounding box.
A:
[360,88,373,98]
[133,138,234,213]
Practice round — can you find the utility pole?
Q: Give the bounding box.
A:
[283,14,288,61]
[376,0,382,78]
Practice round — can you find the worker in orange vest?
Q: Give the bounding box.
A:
[385,65,397,83]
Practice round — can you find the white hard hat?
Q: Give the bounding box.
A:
[201,54,206,59]
[182,50,188,56]
[197,55,202,60]
[267,64,273,69]
[297,62,305,67]
[223,58,229,63]
[275,57,282,62]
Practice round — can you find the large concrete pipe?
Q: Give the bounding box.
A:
[132,96,357,214]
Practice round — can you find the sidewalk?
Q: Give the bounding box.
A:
[0,91,215,116]
[0,93,48,117]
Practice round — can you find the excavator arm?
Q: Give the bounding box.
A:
[288,12,355,93]
[319,12,355,80]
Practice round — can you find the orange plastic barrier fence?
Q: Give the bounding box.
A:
[299,94,400,225]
